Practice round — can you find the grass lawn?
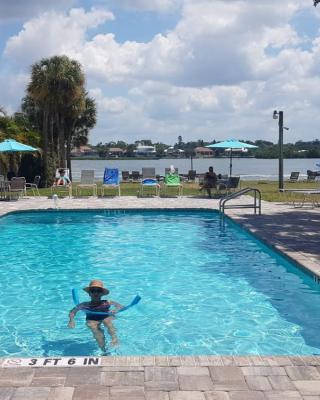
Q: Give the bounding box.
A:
[33,180,320,202]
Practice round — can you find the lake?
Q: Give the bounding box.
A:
[71,158,320,181]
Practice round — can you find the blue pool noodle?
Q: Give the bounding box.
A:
[71,288,141,317]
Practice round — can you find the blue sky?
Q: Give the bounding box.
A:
[0,0,320,145]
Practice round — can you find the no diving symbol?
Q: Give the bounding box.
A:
[4,359,22,366]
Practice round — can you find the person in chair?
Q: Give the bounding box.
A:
[199,166,217,198]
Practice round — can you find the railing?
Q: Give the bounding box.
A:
[219,187,262,215]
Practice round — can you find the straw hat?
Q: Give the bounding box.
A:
[83,280,109,295]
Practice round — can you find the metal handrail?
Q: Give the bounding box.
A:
[219,187,262,215]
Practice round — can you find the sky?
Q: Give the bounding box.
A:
[0,0,320,145]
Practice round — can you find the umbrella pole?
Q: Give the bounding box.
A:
[230,149,233,177]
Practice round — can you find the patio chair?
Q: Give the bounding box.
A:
[51,168,72,198]
[8,177,26,200]
[101,168,121,197]
[25,175,40,196]
[197,173,205,186]
[139,167,160,197]
[121,170,130,182]
[288,171,300,183]
[131,171,141,183]
[218,176,240,195]
[187,170,196,182]
[0,175,9,200]
[306,170,320,182]
[162,172,183,197]
[76,170,97,197]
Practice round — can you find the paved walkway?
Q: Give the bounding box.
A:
[1,356,320,399]
[0,196,319,399]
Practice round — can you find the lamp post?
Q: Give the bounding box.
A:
[273,110,286,190]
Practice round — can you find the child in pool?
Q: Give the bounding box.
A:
[68,280,123,350]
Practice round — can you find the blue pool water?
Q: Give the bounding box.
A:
[0,209,320,357]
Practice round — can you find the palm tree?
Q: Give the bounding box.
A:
[27,55,86,184]
[65,94,97,179]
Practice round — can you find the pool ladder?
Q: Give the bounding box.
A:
[219,187,262,215]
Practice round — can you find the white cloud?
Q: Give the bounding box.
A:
[4,8,114,65]
[0,72,28,114]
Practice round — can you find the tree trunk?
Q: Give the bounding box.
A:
[58,114,65,168]
[66,135,72,181]
[42,109,48,187]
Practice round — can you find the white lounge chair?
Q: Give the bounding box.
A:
[51,168,72,198]
[76,170,97,197]
[139,167,160,197]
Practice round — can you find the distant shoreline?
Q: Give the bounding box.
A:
[71,156,256,161]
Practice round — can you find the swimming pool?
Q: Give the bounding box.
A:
[0,209,319,357]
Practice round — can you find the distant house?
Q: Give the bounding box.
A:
[194,147,214,158]
[108,147,125,157]
[71,145,98,157]
[134,143,156,157]
[164,147,185,157]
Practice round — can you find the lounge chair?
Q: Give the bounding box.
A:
[101,168,121,197]
[139,167,160,197]
[163,172,183,197]
[288,171,299,183]
[131,171,141,183]
[198,173,205,185]
[121,171,130,182]
[306,170,320,182]
[218,176,240,195]
[25,175,41,196]
[76,170,97,197]
[0,175,5,200]
[187,170,196,182]
[51,168,72,198]
[8,177,26,200]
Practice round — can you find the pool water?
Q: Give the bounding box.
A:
[0,209,320,357]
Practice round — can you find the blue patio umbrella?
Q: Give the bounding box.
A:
[0,139,38,177]
[206,139,258,176]
[0,139,37,153]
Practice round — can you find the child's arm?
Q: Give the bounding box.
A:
[109,300,124,314]
[68,303,86,328]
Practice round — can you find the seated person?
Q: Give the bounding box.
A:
[53,168,71,186]
[199,166,217,198]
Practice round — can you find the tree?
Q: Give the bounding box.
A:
[65,94,97,177]
[315,0,320,6]
[0,111,41,177]
[27,55,87,184]
[155,142,168,157]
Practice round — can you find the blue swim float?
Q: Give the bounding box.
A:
[72,288,141,317]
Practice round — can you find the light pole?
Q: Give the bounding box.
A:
[273,110,289,191]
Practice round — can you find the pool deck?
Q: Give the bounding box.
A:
[0,195,320,399]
